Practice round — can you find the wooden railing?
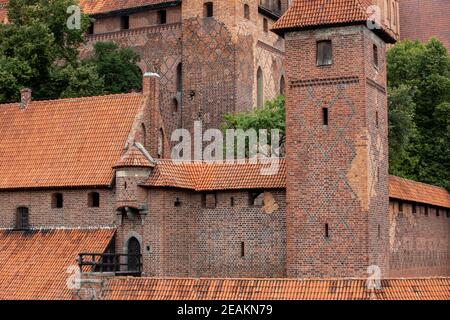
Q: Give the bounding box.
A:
[78,253,143,276]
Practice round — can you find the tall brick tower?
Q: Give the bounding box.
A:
[273,0,398,278]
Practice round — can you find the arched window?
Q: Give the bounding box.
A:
[176,63,182,93]
[157,128,164,158]
[249,191,264,206]
[127,237,141,272]
[204,2,213,17]
[88,192,100,208]
[280,75,285,95]
[257,67,263,107]
[141,123,147,149]
[244,4,250,19]
[51,193,63,209]
[16,207,29,229]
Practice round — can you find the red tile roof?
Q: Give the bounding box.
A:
[389,175,450,208]
[143,159,286,191]
[79,0,175,15]
[0,228,115,300]
[144,159,450,208]
[0,93,143,190]
[114,144,155,169]
[272,0,396,42]
[102,277,450,300]
[0,0,7,23]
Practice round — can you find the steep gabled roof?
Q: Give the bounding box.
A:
[0,228,115,300]
[0,93,143,190]
[103,277,450,300]
[114,143,155,169]
[272,0,396,42]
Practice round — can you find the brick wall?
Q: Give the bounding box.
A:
[0,189,116,228]
[139,188,286,278]
[284,26,390,278]
[389,200,450,277]
[398,0,450,50]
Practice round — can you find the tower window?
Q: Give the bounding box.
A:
[230,197,235,207]
[280,76,285,95]
[120,16,130,30]
[375,111,379,127]
[88,192,100,208]
[158,10,167,24]
[174,198,182,207]
[244,4,250,19]
[325,223,329,238]
[240,242,245,257]
[16,207,29,230]
[373,44,379,68]
[257,67,263,107]
[446,209,449,218]
[377,224,381,239]
[204,2,213,17]
[424,206,428,216]
[263,18,268,32]
[52,193,64,209]
[436,207,440,217]
[322,108,329,126]
[412,203,417,214]
[317,40,332,66]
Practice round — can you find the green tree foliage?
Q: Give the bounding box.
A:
[387,38,450,190]
[0,0,142,103]
[85,42,142,94]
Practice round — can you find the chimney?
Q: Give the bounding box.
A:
[142,72,160,97]
[20,88,32,110]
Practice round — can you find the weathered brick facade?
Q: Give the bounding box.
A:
[398,0,450,50]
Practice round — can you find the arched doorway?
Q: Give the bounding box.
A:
[127,237,141,272]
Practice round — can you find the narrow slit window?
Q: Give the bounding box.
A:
[87,22,94,35]
[377,224,381,239]
[230,197,235,207]
[121,16,130,30]
[436,207,440,217]
[322,108,329,126]
[325,223,329,238]
[158,10,167,24]
[263,18,268,32]
[375,111,379,127]
[373,44,379,68]
[412,203,417,214]
[204,2,213,17]
[244,4,250,19]
[240,242,245,257]
[398,201,403,213]
[425,206,429,216]
[317,40,332,66]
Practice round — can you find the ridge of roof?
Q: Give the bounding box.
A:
[114,143,156,169]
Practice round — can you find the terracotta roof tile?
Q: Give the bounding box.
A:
[389,175,450,208]
[114,144,155,169]
[0,228,115,300]
[273,0,369,31]
[272,0,396,42]
[144,159,286,191]
[0,93,143,190]
[102,277,450,300]
[144,160,450,208]
[79,0,175,15]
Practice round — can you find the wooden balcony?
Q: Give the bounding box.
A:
[78,253,143,277]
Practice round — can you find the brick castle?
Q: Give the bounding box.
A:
[0,0,449,299]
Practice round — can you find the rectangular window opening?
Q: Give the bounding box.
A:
[158,10,167,24]
[322,108,329,126]
[121,16,130,30]
[240,242,245,257]
[317,40,332,66]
